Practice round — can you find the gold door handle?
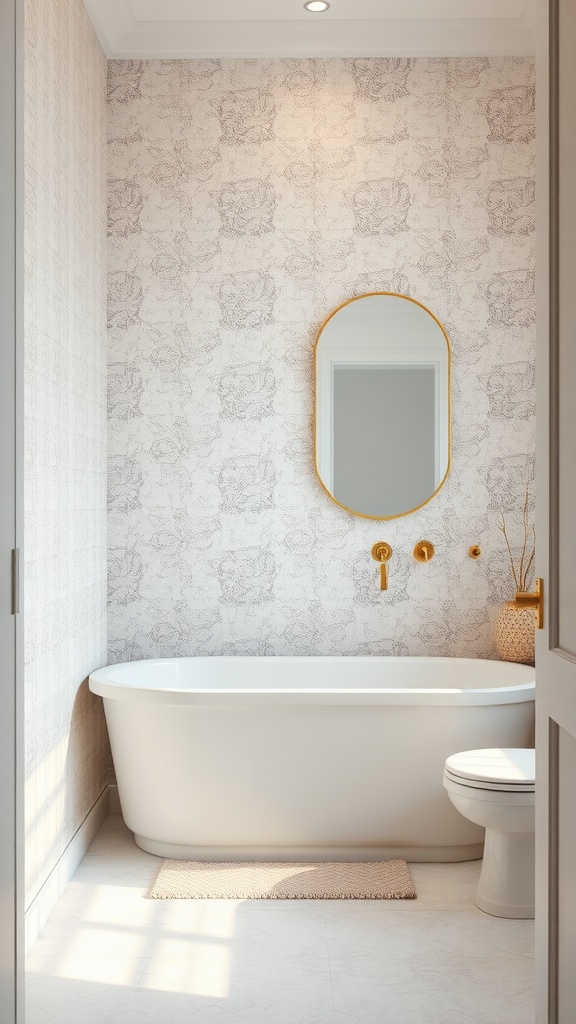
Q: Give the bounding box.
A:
[515,578,544,630]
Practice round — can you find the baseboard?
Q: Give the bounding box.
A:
[25,785,111,953]
[108,782,121,814]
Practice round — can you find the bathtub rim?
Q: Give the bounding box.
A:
[89,655,535,707]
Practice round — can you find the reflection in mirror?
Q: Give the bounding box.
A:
[314,293,451,520]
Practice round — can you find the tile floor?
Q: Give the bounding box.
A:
[26,816,535,1024]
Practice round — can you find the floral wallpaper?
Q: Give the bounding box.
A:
[107,57,536,663]
[25,0,108,904]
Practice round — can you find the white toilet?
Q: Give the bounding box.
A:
[443,748,535,919]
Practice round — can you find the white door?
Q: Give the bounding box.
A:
[0,0,24,1020]
[535,0,576,1020]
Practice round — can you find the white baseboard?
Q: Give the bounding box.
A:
[25,785,112,953]
[108,782,121,815]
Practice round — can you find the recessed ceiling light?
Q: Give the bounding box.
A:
[304,1,330,11]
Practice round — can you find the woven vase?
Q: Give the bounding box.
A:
[495,599,536,665]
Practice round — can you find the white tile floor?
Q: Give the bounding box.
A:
[26,816,535,1024]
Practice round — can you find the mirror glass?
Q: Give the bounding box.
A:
[314,293,450,520]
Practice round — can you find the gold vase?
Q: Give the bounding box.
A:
[495,599,536,665]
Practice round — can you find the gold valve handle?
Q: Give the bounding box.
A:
[371,542,392,563]
[515,578,544,630]
[413,540,435,563]
[371,542,392,592]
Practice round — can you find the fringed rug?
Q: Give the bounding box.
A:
[148,859,416,900]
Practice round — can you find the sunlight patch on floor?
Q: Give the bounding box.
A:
[49,881,238,997]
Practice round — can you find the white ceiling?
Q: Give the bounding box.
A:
[128,0,529,21]
[84,0,535,59]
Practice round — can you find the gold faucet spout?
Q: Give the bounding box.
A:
[380,563,388,591]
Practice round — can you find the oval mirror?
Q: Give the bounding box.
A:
[314,292,451,520]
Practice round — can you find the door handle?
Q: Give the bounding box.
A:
[11,548,19,615]
[515,578,544,630]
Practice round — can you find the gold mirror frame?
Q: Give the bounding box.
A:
[313,291,452,521]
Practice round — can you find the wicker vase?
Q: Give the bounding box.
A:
[495,599,536,665]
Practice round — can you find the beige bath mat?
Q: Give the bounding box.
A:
[148,859,416,900]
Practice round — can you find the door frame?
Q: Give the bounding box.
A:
[534,0,550,1000]
[534,0,576,1020]
[0,0,25,1019]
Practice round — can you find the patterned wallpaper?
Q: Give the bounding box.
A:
[24,0,108,904]
[107,57,536,664]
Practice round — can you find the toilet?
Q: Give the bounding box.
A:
[443,748,535,919]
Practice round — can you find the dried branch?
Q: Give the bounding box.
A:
[522,524,536,592]
[498,513,520,592]
[518,485,530,594]
[499,483,536,594]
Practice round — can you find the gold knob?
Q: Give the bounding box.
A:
[413,540,435,563]
[468,545,482,559]
[371,542,393,563]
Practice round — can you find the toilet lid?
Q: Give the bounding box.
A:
[444,748,535,792]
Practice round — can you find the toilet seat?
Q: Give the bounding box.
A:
[444,748,535,794]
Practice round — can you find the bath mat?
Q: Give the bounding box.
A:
[148,859,416,900]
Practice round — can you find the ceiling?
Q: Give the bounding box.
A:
[83,0,535,59]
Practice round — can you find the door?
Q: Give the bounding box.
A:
[0,0,24,1020]
[535,0,576,1021]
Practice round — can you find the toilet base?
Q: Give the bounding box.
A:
[475,827,534,919]
[475,891,534,919]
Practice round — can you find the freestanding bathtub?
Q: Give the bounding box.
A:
[89,657,535,862]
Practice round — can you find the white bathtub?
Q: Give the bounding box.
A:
[89,657,535,862]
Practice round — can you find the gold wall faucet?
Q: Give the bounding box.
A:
[371,542,393,591]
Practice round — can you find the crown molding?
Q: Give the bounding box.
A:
[520,0,536,32]
[84,1,535,59]
[83,0,134,56]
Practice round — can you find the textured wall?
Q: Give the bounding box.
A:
[107,57,536,664]
[24,0,109,904]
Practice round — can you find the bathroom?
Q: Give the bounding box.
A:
[2,0,575,1020]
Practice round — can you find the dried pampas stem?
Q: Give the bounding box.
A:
[498,483,535,595]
